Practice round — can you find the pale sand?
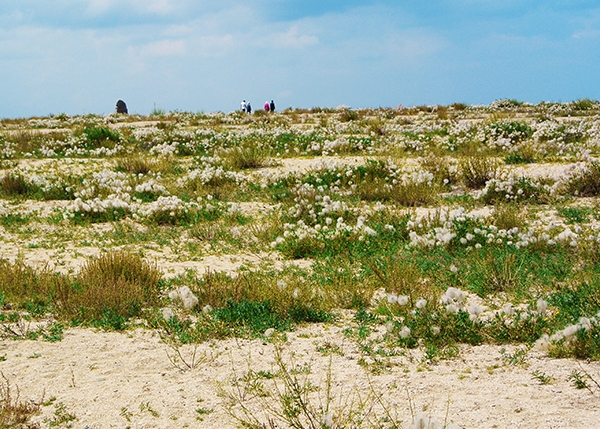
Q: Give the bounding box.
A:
[2,324,599,429]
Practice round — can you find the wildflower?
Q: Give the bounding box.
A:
[446,303,459,314]
[562,324,580,338]
[387,293,398,304]
[536,298,548,315]
[169,286,199,309]
[412,413,442,429]
[468,303,483,321]
[397,295,409,306]
[264,328,275,338]
[292,288,300,299]
[399,326,411,339]
[364,226,377,236]
[579,317,592,331]
[449,264,458,273]
[161,307,175,320]
[202,304,213,313]
[321,412,334,428]
[277,279,287,290]
[385,321,395,334]
[416,298,427,309]
[431,326,441,335]
[534,334,550,352]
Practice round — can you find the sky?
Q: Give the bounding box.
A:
[1,0,600,117]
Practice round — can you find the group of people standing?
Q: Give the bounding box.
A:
[240,100,275,114]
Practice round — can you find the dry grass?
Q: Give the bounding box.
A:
[0,373,42,429]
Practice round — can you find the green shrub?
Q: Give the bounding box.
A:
[459,157,501,189]
[83,126,120,148]
[0,173,33,197]
[55,252,163,328]
[565,162,600,196]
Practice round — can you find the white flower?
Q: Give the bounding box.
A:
[468,304,483,321]
[416,299,427,309]
[277,280,287,290]
[321,412,334,428]
[536,298,548,315]
[264,328,275,338]
[446,304,459,314]
[161,307,175,320]
[534,334,550,352]
[397,295,410,306]
[562,324,580,338]
[399,326,411,339]
[579,317,592,331]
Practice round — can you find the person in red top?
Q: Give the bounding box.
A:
[264,101,270,112]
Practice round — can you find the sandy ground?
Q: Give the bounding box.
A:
[2,323,599,429]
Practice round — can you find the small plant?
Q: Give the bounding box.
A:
[558,206,594,224]
[531,370,554,385]
[500,347,529,367]
[83,126,120,148]
[459,157,501,189]
[139,401,159,418]
[0,173,32,197]
[45,401,76,427]
[568,367,600,394]
[0,373,42,429]
[565,162,600,197]
[55,251,163,327]
[116,155,153,174]
[120,406,133,422]
[221,144,270,170]
[224,346,403,429]
[195,407,214,421]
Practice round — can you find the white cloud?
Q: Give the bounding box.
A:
[86,0,116,16]
[132,0,176,15]
[271,25,319,48]
[139,39,186,56]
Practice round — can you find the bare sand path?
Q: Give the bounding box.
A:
[2,325,599,429]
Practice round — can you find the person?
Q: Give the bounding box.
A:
[240,100,247,113]
[246,102,252,114]
[264,101,270,112]
[269,100,275,113]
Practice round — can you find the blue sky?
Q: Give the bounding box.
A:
[1,0,600,117]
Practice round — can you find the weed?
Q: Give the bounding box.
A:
[558,206,594,224]
[139,401,159,418]
[45,402,76,427]
[500,347,529,367]
[565,162,600,196]
[531,370,554,385]
[0,173,32,197]
[0,373,42,429]
[459,157,501,189]
[55,251,163,327]
[224,346,403,429]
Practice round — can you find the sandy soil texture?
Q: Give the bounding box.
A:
[2,323,599,429]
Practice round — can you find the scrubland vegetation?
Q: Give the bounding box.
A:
[1,99,600,427]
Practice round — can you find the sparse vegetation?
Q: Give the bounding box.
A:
[1,102,600,427]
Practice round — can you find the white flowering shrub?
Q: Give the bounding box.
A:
[476,173,550,203]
